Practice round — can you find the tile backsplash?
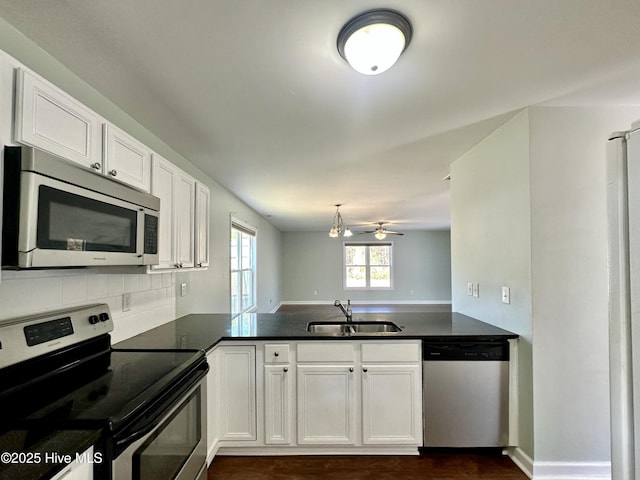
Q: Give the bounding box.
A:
[0,269,176,343]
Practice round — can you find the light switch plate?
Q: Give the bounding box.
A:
[467,282,473,296]
[502,286,510,304]
[180,283,187,297]
[472,283,479,298]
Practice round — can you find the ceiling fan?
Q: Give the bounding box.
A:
[357,222,405,240]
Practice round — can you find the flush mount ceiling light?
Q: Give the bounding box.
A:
[328,204,353,238]
[337,9,412,75]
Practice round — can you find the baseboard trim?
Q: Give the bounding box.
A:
[532,460,611,479]
[217,446,420,456]
[507,447,533,478]
[269,301,283,313]
[280,300,452,305]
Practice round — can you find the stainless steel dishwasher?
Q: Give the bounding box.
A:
[422,340,509,447]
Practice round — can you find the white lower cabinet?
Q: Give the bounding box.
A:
[206,349,219,464]
[264,364,294,444]
[297,364,357,445]
[361,364,422,445]
[50,447,94,480]
[214,340,422,455]
[216,345,256,441]
[263,343,294,445]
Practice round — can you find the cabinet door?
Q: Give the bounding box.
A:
[51,447,94,479]
[297,365,356,445]
[103,124,151,192]
[361,364,422,445]
[151,154,177,270]
[14,68,101,168]
[217,346,256,441]
[206,350,219,463]
[175,172,196,269]
[195,182,210,268]
[264,365,293,444]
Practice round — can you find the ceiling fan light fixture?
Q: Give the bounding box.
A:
[375,230,387,240]
[337,9,412,75]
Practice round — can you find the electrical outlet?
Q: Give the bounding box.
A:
[472,283,479,298]
[467,282,473,295]
[180,283,187,297]
[502,286,510,304]
[122,292,131,312]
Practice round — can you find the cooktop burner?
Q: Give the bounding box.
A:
[0,304,206,435]
[13,349,204,431]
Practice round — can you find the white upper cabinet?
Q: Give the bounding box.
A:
[151,154,178,270]
[103,124,152,192]
[176,171,196,269]
[151,154,206,271]
[195,182,210,268]
[14,68,101,168]
[14,68,152,192]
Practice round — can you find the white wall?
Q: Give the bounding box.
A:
[281,230,451,303]
[450,109,534,458]
[451,106,640,478]
[0,20,282,339]
[528,107,640,470]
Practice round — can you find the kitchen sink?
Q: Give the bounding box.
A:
[306,321,402,334]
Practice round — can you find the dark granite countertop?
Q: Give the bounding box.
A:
[0,429,101,480]
[114,311,518,351]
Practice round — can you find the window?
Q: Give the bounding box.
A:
[231,219,256,314]
[344,242,393,289]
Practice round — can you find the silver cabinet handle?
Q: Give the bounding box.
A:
[91,162,101,170]
[283,367,288,372]
[349,367,354,372]
[108,169,118,177]
[363,367,368,373]
[274,352,279,357]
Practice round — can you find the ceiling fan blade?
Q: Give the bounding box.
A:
[385,231,405,235]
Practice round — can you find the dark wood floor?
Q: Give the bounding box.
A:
[276,303,452,314]
[207,452,528,480]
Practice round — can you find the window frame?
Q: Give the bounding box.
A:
[230,217,257,315]
[343,241,394,290]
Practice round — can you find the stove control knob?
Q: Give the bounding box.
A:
[99,313,110,322]
[89,315,100,325]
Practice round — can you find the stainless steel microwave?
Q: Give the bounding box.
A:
[1,146,160,268]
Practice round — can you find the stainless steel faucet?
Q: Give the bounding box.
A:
[334,299,353,322]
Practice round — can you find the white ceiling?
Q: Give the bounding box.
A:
[2,0,640,232]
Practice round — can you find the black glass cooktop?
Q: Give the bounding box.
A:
[1,343,205,434]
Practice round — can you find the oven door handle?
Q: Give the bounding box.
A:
[113,365,207,454]
[116,412,165,451]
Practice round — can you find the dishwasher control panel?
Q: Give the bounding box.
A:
[422,341,509,361]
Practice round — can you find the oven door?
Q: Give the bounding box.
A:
[16,171,158,268]
[112,378,207,480]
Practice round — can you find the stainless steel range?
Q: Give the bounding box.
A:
[0,304,208,480]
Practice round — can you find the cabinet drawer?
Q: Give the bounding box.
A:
[361,342,420,363]
[298,342,355,362]
[265,344,290,363]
